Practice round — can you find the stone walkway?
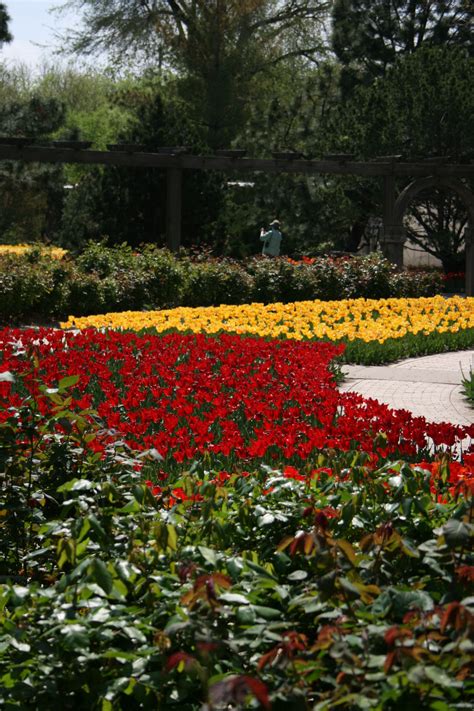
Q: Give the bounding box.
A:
[339,350,474,426]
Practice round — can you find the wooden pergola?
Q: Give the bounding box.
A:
[1,140,473,295]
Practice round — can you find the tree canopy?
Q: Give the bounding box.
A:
[332,0,474,93]
[341,45,474,269]
[55,1,331,147]
[1,2,473,268]
[344,45,474,161]
[0,2,12,47]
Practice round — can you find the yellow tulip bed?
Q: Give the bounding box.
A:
[61,295,474,343]
[0,244,67,259]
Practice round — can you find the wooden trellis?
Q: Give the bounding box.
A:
[1,140,473,294]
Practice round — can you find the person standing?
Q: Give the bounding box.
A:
[260,219,282,256]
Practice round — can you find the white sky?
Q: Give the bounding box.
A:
[0,1,84,70]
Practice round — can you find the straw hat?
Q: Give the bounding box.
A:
[270,219,280,227]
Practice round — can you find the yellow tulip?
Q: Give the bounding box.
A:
[60,296,474,346]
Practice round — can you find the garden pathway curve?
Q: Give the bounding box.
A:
[339,350,474,426]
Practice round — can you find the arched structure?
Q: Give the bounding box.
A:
[380,176,474,295]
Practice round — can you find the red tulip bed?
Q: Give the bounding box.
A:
[1,327,472,464]
[1,326,474,710]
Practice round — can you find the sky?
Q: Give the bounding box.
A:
[1,1,84,70]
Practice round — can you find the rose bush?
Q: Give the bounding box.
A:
[0,244,444,324]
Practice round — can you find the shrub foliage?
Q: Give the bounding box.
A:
[0,244,443,323]
[1,369,473,710]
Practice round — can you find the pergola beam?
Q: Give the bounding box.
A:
[0,144,472,178]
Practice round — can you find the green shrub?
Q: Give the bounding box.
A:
[76,241,139,277]
[0,245,448,324]
[391,268,444,297]
[0,255,68,321]
[443,272,465,294]
[140,245,187,308]
[311,257,349,300]
[342,253,394,298]
[245,257,305,303]
[75,243,187,310]
[245,257,282,302]
[183,259,253,307]
[282,262,320,301]
[65,269,112,316]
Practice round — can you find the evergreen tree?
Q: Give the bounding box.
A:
[0,95,66,243]
[332,0,473,94]
[339,45,474,270]
[0,3,12,47]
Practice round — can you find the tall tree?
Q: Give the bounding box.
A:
[338,45,474,270]
[0,94,66,243]
[234,60,356,255]
[0,2,12,47]
[59,77,224,250]
[332,0,473,93]
[234,44,474,264]
[55,1,330,147]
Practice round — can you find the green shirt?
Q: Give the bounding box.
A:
[260,227,282,256]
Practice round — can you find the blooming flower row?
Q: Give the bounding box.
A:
[1,328,471,467]
[0,244,67,259]
[60,295,474,343]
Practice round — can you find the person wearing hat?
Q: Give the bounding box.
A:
[260,219,282,257]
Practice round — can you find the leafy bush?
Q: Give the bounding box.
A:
[282,262,321,301]
[1,369,473,710]
[181,258,253,307]
[66,269,121,316]
[0,253,68,321]
[247,257,320,303]
[0,244,446,324]
[75,240,133,278]
[316,254,443,300]
[71,243,188,313]
[140,245,187,308]
[443,271,465,294]
[342,254,394,298]
[391,268,444,298]
[245,253,443,304]
[246,257,288,302]
[312,257,350,300]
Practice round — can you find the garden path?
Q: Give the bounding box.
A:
[340,350,474,427]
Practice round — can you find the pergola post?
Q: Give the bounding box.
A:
[380,226,406,267]
[380,175,405,268]
[465,227,474,297]
[166,167,182,252]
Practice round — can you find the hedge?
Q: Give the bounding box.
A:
[0,243,444,323]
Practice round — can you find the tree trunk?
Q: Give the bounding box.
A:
[440,251,465,274]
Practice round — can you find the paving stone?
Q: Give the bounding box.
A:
[339,350,474,427]
[391,350,474,373]
[342,366,462,384]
